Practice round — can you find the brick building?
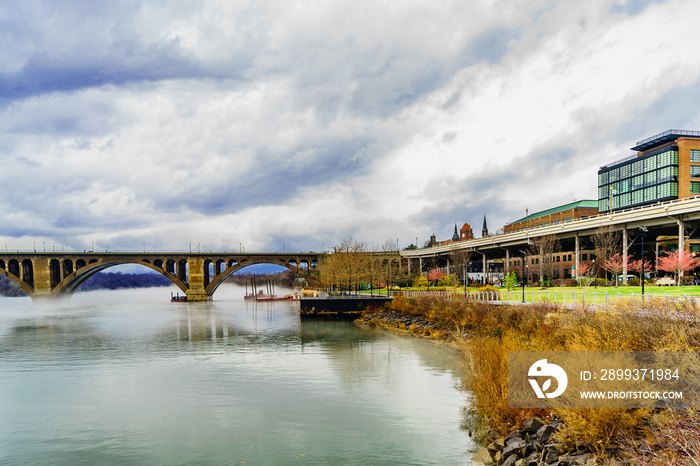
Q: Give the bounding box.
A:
[504,200,599,233]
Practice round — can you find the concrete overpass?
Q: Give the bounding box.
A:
[401,195,700,281]
[0,252,321,301]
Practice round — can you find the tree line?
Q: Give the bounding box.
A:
[316,237,409,292]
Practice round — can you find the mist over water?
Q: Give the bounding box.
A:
[0,285,474,465]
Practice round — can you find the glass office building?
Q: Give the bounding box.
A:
[598,130,700,212]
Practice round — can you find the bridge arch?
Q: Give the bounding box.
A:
[52,260,188,298]
[204,260,315,298]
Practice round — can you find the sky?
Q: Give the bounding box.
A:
[2,0,700,254]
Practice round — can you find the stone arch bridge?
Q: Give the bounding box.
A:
[0,252,321,301]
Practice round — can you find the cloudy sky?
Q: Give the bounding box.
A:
[2,0,700,254]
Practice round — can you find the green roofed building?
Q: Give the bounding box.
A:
[504,200,599,233]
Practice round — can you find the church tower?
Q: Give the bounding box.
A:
[482,215,489,237]
[452,224,460,242]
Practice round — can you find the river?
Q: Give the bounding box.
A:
[0,285,475,465]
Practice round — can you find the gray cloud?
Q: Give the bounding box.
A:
[1,0,700,253]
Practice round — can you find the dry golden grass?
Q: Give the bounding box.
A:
[381,296,700,460]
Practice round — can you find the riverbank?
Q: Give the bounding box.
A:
[358,295,700,465]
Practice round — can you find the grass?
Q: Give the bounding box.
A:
[394,285,700,306]
[375,295,700,463]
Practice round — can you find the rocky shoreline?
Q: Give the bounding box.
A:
[357,310,455,339]
[357,310,630,466]
[471,417,599,466]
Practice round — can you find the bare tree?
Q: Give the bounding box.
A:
[317,236,369,293]
[592,226,621,282]
[379,239,401,294]
[450,248,473,287]
[529,234,560,285]
[592,226,620,261]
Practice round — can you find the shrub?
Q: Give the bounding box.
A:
[438,273,458,287]
[478,285,498,293]
[412,276,429,288]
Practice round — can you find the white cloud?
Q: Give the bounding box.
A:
[2,0,700,251]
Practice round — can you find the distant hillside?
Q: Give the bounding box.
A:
[0,272,172,297]
[77,272,172,291]
[0,275,27,297]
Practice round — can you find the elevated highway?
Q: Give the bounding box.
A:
[401,196,700,279]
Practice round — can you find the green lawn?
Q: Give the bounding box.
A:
[394,285,700,305]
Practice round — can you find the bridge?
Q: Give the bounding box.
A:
[0,252,322,301]
[401,196,700,280]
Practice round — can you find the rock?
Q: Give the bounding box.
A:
[569,454,592,465]
[505,429,525,443]
[515,459,528,466]
[502,455,519,466]
[523,417,545,433]
[503,438,528,460]
[470,447,494,465]
[486,428,502,441]
[487,436,505,451]
[493,450,502,464]
[536,424,557,443]
[544,449,559,464]
[549,419,564,430]
[531,439,544,452]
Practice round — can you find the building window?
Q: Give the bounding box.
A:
[556,256,560,262]
[692,166,700,178]
[692,149,700,163]
[610,168,619,182]
[568,254,572,261]
[632,160,644,176]
[644,156,656,172]
[692,181,700,194]
[644,171,656,187]
[582,254,588,260]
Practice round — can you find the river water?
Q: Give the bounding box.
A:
[0,285,475,465]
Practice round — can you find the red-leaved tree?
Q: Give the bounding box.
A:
[600,253,632,286]
[628,259,653,283]
[657,250,700,285]
[427,267,445,284]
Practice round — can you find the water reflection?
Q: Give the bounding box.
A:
[0,287,474,465]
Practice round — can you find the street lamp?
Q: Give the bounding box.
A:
[519,250,527,303]
[463,262,467,297]
[637,225,648,297]
[593,258,597,288]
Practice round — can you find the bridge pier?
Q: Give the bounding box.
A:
[186,256,210,301]
[32,257,53,299]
